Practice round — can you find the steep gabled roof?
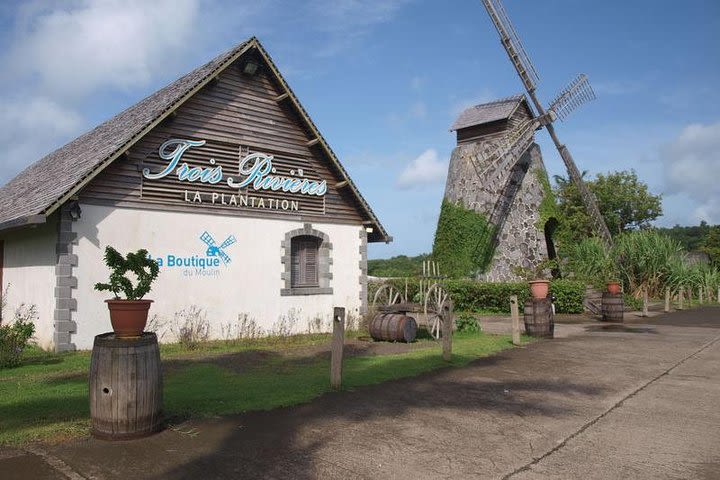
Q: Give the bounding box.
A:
[450,94,534,131]
[0,37,390,242]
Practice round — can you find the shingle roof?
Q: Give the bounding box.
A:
[0,37,390,242]
[450,94,531,131]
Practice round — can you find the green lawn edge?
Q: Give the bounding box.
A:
[0,332,520,446]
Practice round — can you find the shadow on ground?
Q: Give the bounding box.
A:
[149,349,607,480]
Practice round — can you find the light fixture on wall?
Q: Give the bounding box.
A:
[242,60,259,76]
[68,201,82,221]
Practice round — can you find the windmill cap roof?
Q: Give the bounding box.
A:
[450,94,532,131]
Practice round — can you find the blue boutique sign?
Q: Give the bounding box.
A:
[148,231,236,278]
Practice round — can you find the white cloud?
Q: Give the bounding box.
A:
[592,80,643,96]
[449,88,495,118]
[660,122,720,223]
[397,149,447,189]
[5,0,201,97]
[303,0,413,57]
[0,98,84,182]
[410,76,425,92]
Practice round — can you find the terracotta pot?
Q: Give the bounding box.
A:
[105,299,153,338]
[528,280,550,300]
[606,281,622,295]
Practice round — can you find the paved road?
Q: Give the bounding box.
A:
[3,306,719,479]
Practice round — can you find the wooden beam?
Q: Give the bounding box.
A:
[306,138,320,147]
[335,180,349,189]
[274,92,289,102]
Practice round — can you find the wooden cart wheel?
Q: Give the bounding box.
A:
[424,283,449,339]
[372,284,404,311]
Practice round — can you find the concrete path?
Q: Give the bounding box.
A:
[3,307,719,479]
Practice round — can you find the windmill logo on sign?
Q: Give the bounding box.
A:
[200,231,236,265]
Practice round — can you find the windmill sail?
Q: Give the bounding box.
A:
[481,0,613,247]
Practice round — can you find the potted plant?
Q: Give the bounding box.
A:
[527,259,558,300]
[95,247,159,338]
[606,280,622,295]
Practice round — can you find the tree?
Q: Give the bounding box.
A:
[554,169,663,248]
[700,225,720,267]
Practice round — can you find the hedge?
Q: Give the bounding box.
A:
[368,278,585,314]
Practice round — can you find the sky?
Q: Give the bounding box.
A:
[0,0,718,259]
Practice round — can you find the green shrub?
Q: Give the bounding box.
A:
[94,246,159,300]
[0,304,37,369]
[549,280,586,314]
[623,294,642,311]
[368,279,585,314]
[455,313,481,333]
[432,199,495,278]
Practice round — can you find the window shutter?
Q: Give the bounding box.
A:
[304,242,318,286]
[290,236,320,288]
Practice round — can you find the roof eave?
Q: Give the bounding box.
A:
[252,41,391,244]
[0,214,46,234]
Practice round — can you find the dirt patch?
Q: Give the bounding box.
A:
[162,337,439,374]
[282,337,438,360]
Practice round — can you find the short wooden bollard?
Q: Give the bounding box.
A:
[678,287,684,310]
[642,289,649,317]
[664,288,670,313]
[510,295,521,346]
[330,307,345,390]
[442,301,453,362]
[699,287,703,304]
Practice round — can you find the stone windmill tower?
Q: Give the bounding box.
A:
[435,0,612,281]
[443,95,554,281]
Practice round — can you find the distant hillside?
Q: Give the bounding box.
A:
[367,254,430,278]
[656,222,714,252]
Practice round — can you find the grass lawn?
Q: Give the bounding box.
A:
[0,332,518,446]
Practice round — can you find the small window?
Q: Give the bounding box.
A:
[291,236,320,288]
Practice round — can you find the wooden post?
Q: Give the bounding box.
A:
[642,289,649,317]
[330,307,345,390]
[664,288,670,313]
[688,288,692,307]
[699,287,703,304]
[678,287,684,310]
[442,301,453,362]
[510,295,521,346]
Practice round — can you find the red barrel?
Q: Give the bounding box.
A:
[369,313,418,343]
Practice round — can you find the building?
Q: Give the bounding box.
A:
[440,95,555,281]
[0,37,390,352]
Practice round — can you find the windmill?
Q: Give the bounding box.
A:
[479,0,612,247]
[200,231,237,265]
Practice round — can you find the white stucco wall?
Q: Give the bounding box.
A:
[71,203,363,349]
[1,218,57,350]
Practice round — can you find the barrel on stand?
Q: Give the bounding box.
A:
[89,332,163,440]
[369,313,417,343]
[601,293,624,322]
[523,298,554,338]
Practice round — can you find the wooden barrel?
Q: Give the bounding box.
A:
[601,293,624,322]
[523,298,554,338]
[89,332,163,440]
[369,313,417,343]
